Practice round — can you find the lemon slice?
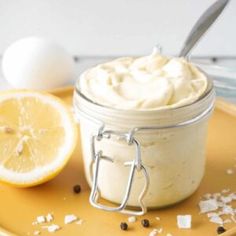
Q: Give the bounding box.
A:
[0,90,77,187]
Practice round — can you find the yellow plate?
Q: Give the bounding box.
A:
[0,87,236,236]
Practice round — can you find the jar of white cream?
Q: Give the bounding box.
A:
[73,52,215,215]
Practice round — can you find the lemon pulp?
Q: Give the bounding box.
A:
[0,91,77,187]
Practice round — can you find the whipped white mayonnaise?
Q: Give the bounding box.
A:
[80,51,207,110]
[75,50,214,209]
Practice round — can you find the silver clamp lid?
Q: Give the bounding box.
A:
[89,127,149,215]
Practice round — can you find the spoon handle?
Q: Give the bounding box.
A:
[179,0,230,58]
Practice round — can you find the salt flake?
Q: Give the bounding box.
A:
[220,196,232,204]
[229,193,236,200]
[36,216,46,224]
[46,213,54,222]
[199,199,218,213]
[128,216,136,223]
[209,215,223,225]
[207,212,219,218]
[177,215,192,229]
[221,205,234,215]
[64,214,77,224]
[42,224,60,233]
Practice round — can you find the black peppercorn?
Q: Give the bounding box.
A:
[217,226,226,234]
[141,219,150,228]
[73,184,81,194]
[120,222,128,231]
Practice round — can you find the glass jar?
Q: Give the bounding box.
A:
[73,76,215,215]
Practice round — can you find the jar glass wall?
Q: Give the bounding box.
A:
[74,76,215,211]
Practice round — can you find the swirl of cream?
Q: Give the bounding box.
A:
[79,51,207,110]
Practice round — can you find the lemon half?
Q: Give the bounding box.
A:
[0,90,77,187]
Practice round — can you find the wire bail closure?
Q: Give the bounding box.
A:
[89,127,150,216]
[87,99,214,215]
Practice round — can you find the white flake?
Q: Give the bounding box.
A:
[209,215,223,225]
[217,201,225,208]
[177,215,192,229]
[128,216,136,223]
[155,216,161,221]
[42,224,60,233]
[64,214,77,224]
[36,216,46,224]
[229,193,236,200]
[207,212,219,218]
[199,199,218,213]
[220,196,232,204]
[221,205,234,215]
[48,225,60,233]
[46,213,54,222]
[200,190,236,226]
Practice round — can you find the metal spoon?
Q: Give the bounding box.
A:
[179,0,230,58]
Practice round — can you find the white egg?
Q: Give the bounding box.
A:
[1,37,75,89]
